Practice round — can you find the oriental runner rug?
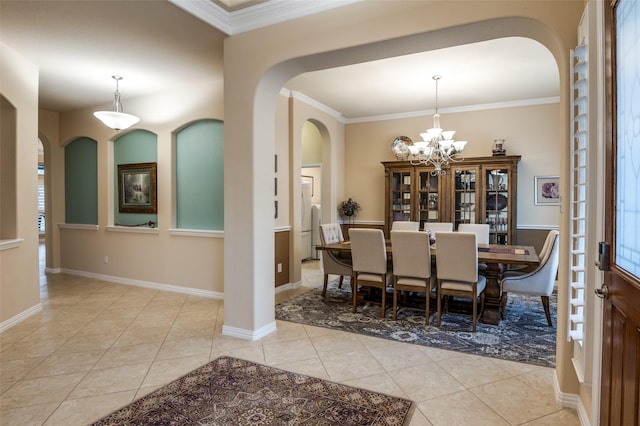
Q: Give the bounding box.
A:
[276,280,556,367]
[92,356,414,425]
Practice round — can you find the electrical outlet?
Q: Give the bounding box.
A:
[104,256,109,264]
[277,263,282,273]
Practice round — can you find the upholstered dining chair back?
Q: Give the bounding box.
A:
[319,223,353,298]
[435,231,486,331]
[391,221,420,231]
[350,228,388,275]
[500,230,560,326]
[390,230,435,323]
[423,222,453,234]
[349,228,392,317]
[538,229,559,261]
[320,222,345,244]
[435,232,478,283]
[457,223,490,245]
[391,230,432,279]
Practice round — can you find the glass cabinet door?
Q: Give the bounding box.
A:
[485,168,510,244]
[390,169,413,222]
[418,170,439,230]
[452,167,480,230]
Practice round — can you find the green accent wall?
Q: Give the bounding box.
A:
[65,137,98,224]
[114,130,158,226]
[176,120,224,230]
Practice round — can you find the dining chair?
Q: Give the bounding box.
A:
[503,230,559,276]
[391,230,435,324]
[500,230,560,326]
[458,223,490,272]
[435,231,486,331]
[391,221,420,231]
[457,223,490,244]
[349,228,393,318]
[319,223,353,298]
[423,222,453,233]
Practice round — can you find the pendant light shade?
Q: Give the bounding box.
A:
[93,76,139,130]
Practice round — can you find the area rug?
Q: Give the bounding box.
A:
[91,356,414,425]
[276,281,557,368]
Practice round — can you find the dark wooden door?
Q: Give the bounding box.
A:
[600,1,640,424]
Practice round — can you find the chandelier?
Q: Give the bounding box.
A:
[93,75,140,131]
[407,75,467,175]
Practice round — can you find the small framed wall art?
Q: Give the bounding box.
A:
[534,175,560,205]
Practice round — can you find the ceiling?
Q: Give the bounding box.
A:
[0,0,559,120]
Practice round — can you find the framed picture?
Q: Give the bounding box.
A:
[534,176,560,205]
[118,162,157,213]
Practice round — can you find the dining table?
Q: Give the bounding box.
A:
[316,240,539,325]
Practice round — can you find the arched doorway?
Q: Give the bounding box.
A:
[224,14,570,340]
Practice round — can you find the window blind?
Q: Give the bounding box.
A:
[568,43,588,342]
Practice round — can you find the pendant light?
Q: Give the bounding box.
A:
[93,75,140,130]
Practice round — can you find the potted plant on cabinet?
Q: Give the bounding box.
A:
[338,198,361,226]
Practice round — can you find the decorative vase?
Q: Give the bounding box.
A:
[492,139,506,156]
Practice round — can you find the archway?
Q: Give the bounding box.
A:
[37,133,53,274]
[224,15,569,340]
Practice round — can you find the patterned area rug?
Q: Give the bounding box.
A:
[276,281,556,367]
[92,356,414,425]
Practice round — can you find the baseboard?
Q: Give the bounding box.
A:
[222,321,277,341]
[58,268,224,300]
[275,280,302,294]
[554,370,591,425]
[0,303,43,333]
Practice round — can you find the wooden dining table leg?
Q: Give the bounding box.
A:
[480,263,503,325]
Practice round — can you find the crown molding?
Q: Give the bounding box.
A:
[287,90,345,122]
[281,88,558,125]
[170,0,232,34]
[170,0,363,35]
[345,97,561,124]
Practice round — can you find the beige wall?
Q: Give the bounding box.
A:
[287,94,346,288]
[0,44,41,325]
[275,93,290,230]
[38,109,62,273]
[345,103,561,227]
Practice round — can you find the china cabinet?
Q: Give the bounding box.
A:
[382,156,520,243]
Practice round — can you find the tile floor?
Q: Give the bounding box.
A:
[0,254,579,425]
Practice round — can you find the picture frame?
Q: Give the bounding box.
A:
[534,175,560,205]
[118,162,157,213]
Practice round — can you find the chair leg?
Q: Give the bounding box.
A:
[425,287,430,326]
[338,276,344,289]
[500,292,508,319]
[322,274,329,297]
[392,277,398,320]
[472,294,477,333]
[436,283,442,327]
[542,296,552,326]
[380,278,386,318]
[352,278,358,313]
[393,289,398,320]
